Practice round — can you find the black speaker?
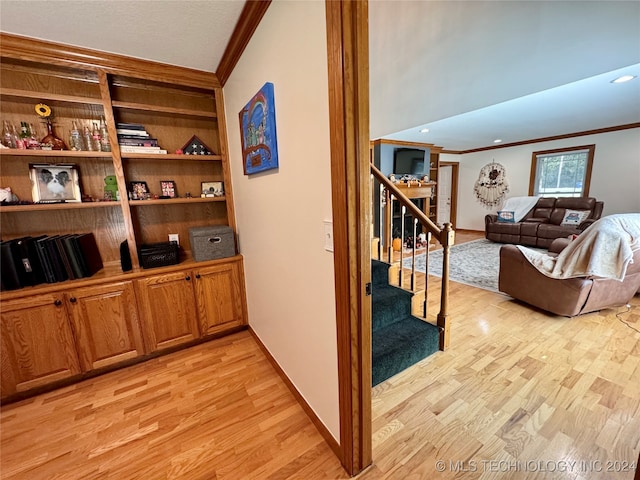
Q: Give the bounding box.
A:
[120,240,132,272]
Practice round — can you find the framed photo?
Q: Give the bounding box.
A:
[160,180,177,198]
[239,82,279,175]
[201,181,224,198]
[30,163,82,202]
[129,181,149,200]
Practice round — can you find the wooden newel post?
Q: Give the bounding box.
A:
[437,223,455,350]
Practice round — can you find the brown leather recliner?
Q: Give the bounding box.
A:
[486,197,604,248]
[499,240,640,316]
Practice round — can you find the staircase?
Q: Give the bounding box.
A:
[371,259,440,386]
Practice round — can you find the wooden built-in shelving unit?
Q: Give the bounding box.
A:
[0,33,247,402]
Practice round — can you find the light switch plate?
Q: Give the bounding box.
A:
[323,221,333,252]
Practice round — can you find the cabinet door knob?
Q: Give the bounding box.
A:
[69,297,77,303]
[195,274,201,279]
[54,299,62,306]
[185,275,191,281]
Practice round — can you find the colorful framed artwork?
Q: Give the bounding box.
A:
[239,82,279,175]
[30,163,82,202]
[160,180,177,198]
[128,181,149,200]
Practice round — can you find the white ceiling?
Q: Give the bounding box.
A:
[2,1,639,152]
[0,0,245,72]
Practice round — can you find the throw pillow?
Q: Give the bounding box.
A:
[497,211,515,223]
[560,209,589,227]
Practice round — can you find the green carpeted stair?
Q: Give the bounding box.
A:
[372,259,440,386]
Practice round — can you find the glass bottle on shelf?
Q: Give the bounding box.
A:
[99,116,110,152]
[18,122,29,149]
[11,123,19,148]
[27,123,41,150]
[83,124,94,151]
[41,120,68,150]
[2,121,15,148]
[69,120,84,150]
[92,122,102,151]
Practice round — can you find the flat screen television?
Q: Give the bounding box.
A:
[393,148,426,176]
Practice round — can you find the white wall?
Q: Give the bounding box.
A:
[449,128,640,231]
[223,2,339,440]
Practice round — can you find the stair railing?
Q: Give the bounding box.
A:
[370,163,455,350]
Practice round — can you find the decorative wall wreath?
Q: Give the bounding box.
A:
[474,161,509,208]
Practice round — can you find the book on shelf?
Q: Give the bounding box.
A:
[119,146,168,154]
[116,123,146,130]
[1,240,23,290]
[62,235,86,279]
[0,233,104,289]
[118,139,159,147]
[116,129,150,137]
[76,233,103,276]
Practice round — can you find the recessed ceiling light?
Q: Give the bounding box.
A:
[611,75,637,84]
[419,128,429,133]
[493,139,502,143]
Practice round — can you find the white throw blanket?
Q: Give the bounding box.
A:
[516,214,640,281]
[501,196,540,222]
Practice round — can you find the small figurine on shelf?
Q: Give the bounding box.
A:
[0,187,19,203]
[104,175,119,201]
[35,104,67,150]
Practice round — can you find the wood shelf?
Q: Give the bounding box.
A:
[129,196,226,206]
[112,101,217,118]
[119,153,222,161]
[0,87,103,105]
[0,254,243,302]
[0,149,112,158]
[0,201,121,213]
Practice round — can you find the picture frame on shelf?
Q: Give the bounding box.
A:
[129,181,149,200]
[160,180,177,198]
[201,181,224,198]
[29,163,82,203]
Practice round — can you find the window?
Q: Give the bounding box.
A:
[529,145,595,197]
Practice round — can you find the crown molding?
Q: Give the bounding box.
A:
[216,0,271,87]
[0,32,220,89]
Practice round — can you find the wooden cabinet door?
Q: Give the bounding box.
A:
[1,294,81,397]
[194,262,246,336]
[66,281,145,371]
[135,271,200,352]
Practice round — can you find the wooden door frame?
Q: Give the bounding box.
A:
[439,161,459,229]
[326,0,372,475]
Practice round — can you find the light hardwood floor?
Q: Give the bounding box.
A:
[2,232,639,479]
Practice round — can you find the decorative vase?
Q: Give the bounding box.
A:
[392,237,402,252]
[41,120,67,150]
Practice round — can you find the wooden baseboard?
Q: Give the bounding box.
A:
[247,327,341,459]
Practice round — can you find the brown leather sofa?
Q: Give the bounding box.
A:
[499,239,640,316]
[485,197,604,248]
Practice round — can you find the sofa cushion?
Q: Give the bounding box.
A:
[527,198,556,220]
[497,211,516,223]
[556,197,596,211]
[537,223,580,239]
[488,222,521,235]
[524,217,549,224]
[560,209,590,226]
[520,222,539,237]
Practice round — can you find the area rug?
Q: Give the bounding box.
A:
[402,239,546,293]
